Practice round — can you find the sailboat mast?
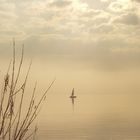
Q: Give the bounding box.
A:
[72,88,74,95]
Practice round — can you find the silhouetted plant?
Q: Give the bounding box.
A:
[0,41,55,140]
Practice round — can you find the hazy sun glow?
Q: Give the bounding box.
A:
[118,0,130,2]
[73,0,88,11]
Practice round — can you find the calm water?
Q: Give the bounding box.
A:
[35,94,140,140]
[37,114,140,140]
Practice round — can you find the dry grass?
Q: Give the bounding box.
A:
[0,41,55,140]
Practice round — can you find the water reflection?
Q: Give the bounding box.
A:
[38,114,140,140]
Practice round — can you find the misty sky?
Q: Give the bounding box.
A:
[0,0,140,71]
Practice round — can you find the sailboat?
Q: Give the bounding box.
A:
[70,88,76,106]
[70,88,76,99]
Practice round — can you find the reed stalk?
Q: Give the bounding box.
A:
[0,41,54,140]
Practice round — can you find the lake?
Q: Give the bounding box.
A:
[36,94,140,140]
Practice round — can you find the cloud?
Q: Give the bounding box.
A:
[49,0,72,8]
[0,1,21,42]
[92,24,114,34]
[0,2,16,20]
[113,13,140,25]
[0,0,140,71]
[132,0,140,2]
[100,0,109,2]
[80,9,101,18]
[108,1,132,13]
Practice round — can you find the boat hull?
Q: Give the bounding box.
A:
[70,96,77,98]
